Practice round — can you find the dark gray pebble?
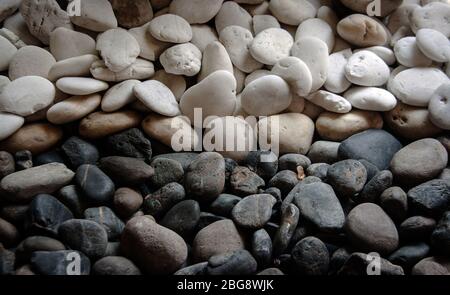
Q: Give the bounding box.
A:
[399,216,436,242]
[30,250,90,275]
[251,228,272,267]
[58,185,88,218]
[62,136,99,168]
[408,179,450,218]
[142,182,185,218]
[106,128,152,162]
[307,141,340,164]
[388,243,430,270]
[327,160,367,197]
[268,170,300,196]
[245,151,278,180]
[99,156,154,186]
[93,256,141,275]
[380,186,408,222]
[84,207,125,240]
[273,204,299,257]
[150,158,184,188]
[76,164,115,205]
[206,250,257,275]
[306,163,329,181]
[278,154,311,171]
[292,237,329,275]
[357,170,393,203]
[160,200,201,238]
[230,166,265,196]
[431,211,450,256]
[209,194,242,217]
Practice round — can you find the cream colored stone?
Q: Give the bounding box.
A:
[316,110,384,141]
[0,76,55,116]
[428,83,450,130]
[169,0,224,24]
[49,27,96,62]
[253,15,280,35]
[47,94,101,125]
[90,59,155,82]
[394,37,433,67]
[101,80,140,112]
[160,43,202,77]
[190,25,218,52]
[3,12,42,46]
[56,77,109,96]
[70,0,118,32]
[199,41,233,81]
[337,14,388,47]
[153,70,187,102]
[48,54,99,82]
[295,18,334,53]
[317,6,338,34]
[8,45,56,80]
[269,0,316,26]
[244,69,271,86]
[215,1,253,33]
[250,28,293,65]
[243,1,270,16]
[271,56,312,97]
[0,76,10,93]
[332,36,351,52]
[302,99,324,120]
[307,90,352,114]
[219,26,263,73]
[0,27,26,49]
[234,67,246,94]
[258,113,315,155]
[0,112,24,141]
[0,35,17,71]
[286,95,306,114]
[134,80,181,117]
[416,29,450,63]
[149,14,193,43]
[344,87,397,112]
[345,50,390,87]
[355,46,396,66]
[0,0,21,23]
[241,75,292,116]
[325,49,352,94]
[129,23,170,61]
[410,2,450,37]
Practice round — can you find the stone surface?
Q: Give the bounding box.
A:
[292,237,329,275]
[79,111,142,139]
[49,27,96,61]
[252,229,272,267]
[429,83,450,130]
[160,43,202,76]
[410,2,450,37]
[337,14,388,47]
[345,51,390,87]
[327,160,367,197]
[344,87,397,112]
[169,0,223,24]
[47,94,102,125]
[0,35,17,71]
[231,194,276,229]
[75,164,115,205]
[106,128,152,162]
[56,77,109,96]
[160,200,201,238]
[149,14,192,43]
[91,58,155,82]
[143,182,185,218]
[250,28,293,65]
[30,250,90,275]
[408,180,450,218]
[48,54,99,82]
[134,80,180,117]
[230,166,265,196]
[93,256,141,275]
[110,0,153,29]
[269,0,316,26]
[416,29,450,63]
[0,113,24,141]
[100,157,153,185]
[70,0,117,32]
[431,212,450,256]
[206,249,257,275]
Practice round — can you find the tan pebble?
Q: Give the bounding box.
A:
[387,4,420,33]
[49,27,96,61]
[79,111,142,139]
[243,1,270,16]
[337,14,388,47]
[190,24,218,52]
[48,54,99,82]
[47,94,102,125]
[109,0,153,29]
[56,77,109,96]
[302,100,324,120]
[8,45,56,80]
[269,0,316,26]
[101,80,140,113]
[286,95,306,114]
[90,59,155,82]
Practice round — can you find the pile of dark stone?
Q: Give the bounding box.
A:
[0,128,449,275]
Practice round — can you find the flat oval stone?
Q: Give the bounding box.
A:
[356,46,396,66]
[149,14,192,43]
[429,83,450,130]
[8,45,56,80]
[0,163,74,202]
[295,18,334,52]
[134,80,180,117]
[269,0,316,26]
[324,49,352,94]
[180,70,236,123]
[61,136,99,168]
[206,249,257,275]
[121,216,187,274]
[390,138,448,185]
[327,159,368,197]
[316,110,383,141]
[345,203,399,254]
[90,59,155,82]
[100,156,154,186]
[219,25,263,73]
[337,14,388,47]
[70,0,117,32]
[93,256,141,275]
[250,28,293,65]
[215,1,252,33]
[344,87,397,112]
[128,23,170,61]
[0,35,16,71]
[84,206,124,240]
[0,112,24,141]
[416,29,450,63]
[47,94,101,125]
[198,41,233,81]
[0,123,62,154]
[75,164,115,204]
[160,43,202,76]
[345,51,390,87]
[291,37,329,92]
[169,0,223,24]
[160,200,201,238]
[56,77,109,96]
[48,54,99,82]
[101,80,140,112]
[20,0,73,45]
[231,194,276,229]
[307,90,352,114]
[79,111,142,139]
[109,0,153,29]
[271,56,312,97]
[113,188,143,219]
[193,219,245,262]
[410,2,450,37]
[49,27,96,61]
[241,75,292,116]
[394,37,432,68]
[150,158,184,188]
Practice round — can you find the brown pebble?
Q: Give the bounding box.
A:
[114,188,144,218]
[79,111,142,139]
[0,217,20,247]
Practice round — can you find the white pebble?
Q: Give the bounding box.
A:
[56,77,109,96]
[250,28,293,66]
[134,80,181,117]
[416,28,450,63]
[307,90,352,114]
[394,37,433,67]
[345,50,390,87]
[160,43,202,77]
[344,87,397,111]
[325,49,352,94]
[101,80,141,112]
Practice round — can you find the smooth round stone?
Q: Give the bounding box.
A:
[252,228,272,267]
[431,212,450,256]
[416,29,450,62]
[268,170,300,196]
[142,115,199,151]
[142,182,186,218]
[269,0,316,26]
[107,128,152,162]
[345,203,399,254]
[231,194,276,229]
[384,102,442,140]
[358,170,393,204]
[101,80,140,112]
[84,206,124,240]
[75,164,113,205]
[160,200,201,238]
[400,216,437,242]
[307,91,352,114]
[295,18,334,52]
[410,2,450,37]
[412,257,449,275]
[245,151,278,181]
[210,194,242,217]
[184,152,225,203]
[99,156,154,186]
[198,41,233,82]
[344,51,390,87]
[258,113,315,155]
[61,136,98,169]
[394,37,433,68]
[169,0,223,24]
[244,69,271,86]
[114,188,143,219]
[121,216,187,274]
[0,35,16,71]
[69,0,117,32]
[153,70,186,101]
[20,0,73,45]
[0,123,62,155]
[324,49,352,94]
[91,59,155,82]
[180,70,236,123]
[160,43,202,77]
[390,138,448,185]
[47,94,101,125]
[79,111,142,139]
[219,25,263,73]
[58,219,108,258]
[56,77,109,96]
[250,28,293,65]
[0,113,24,141]
[190,24,219,52]
[48,54,99,82]
[149,14,192,43]
[337,14,388,47]
[49,27,96,61]
[0,163,74,202]
[30,250,90,275]
[0,76,55,116]
[271,56,312,97]
[345,87,397,112]
[206,249,257,275]
[380,186,408,223]
[327,160,368,197]
[429,83,450,130]
[408,179,450,217]
[215,1,252,33]
[306,142,339,164]
[193,219,245,262]
[97,28,140,73]
[278,154,310,171]
[110,0,153,29]
[150,158,184,188]
[0,217,19,247]
[128,23,170,61]
[25,194,73,235]
[93,256,141,275]
[291,37,329,92]
[241,75,292,116]
[134,80,180,117]
[356,46,396,66]
[292,237,329,275]
[316,110,384,141]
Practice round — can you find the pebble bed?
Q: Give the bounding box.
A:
[0,0,450,276]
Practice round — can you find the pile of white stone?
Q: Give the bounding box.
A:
[0,0,449,161]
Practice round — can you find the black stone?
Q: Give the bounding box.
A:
[388,243,430,270]
[84,207,125,241]
[358,159,380,181]
[0,247,15,275]
[279,154,311,171]
[291,237,329,275]
[224,158,238,184]
[329,248,352,275]
[0,204,29,224]
[206,250,258,275]
[337,253,404,275]
[76,164,115,205]
[273,204,299,257]
[230,166,265,196]
[307,141,340,164]
[252,229,272,267]
[357,170,393,203]
[15,236,66,263]
[142,182,185,219]
[150,158,184,188]
[245,151,278,180]
[58,185,88,218]
[30,250,90,275]
[280,176,322,213]
[380,186,408,223]
[306,163,329,181]
[62,137,99,168]
[399,216,436,242]
[264,187,282,202]
[431,211,450,256]
[209,194,242,217]
[106,128,152,162]
[160,200,201,238]
[268,170,299,196]
[174,262,208,275]
[15,150,33,170]
[92,256,141,275]
[196,212,227,231]
[408,180,450,218]
[327,160,367,197]
[33,150,65,166]
[99,156,154,186]
[153,152,199,171]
